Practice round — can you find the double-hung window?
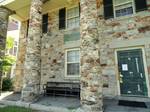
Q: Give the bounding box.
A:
[114,0,134,17]
[104,0,147,19]
[67,6,80,29]
[66,49,80,77]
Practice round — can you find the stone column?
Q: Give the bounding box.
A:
[80,0,103,112]
[14,21,28,93]
[0,7,13,94]
[21,0,43,102]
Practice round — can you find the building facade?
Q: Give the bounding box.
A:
[0,0,150,111]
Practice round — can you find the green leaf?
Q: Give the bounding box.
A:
[6,36,14,50]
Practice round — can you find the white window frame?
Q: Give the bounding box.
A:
[65,48,80,78]
[113,0,136,18]
[66,5,80,29]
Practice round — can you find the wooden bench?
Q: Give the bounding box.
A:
[43,82,80,97]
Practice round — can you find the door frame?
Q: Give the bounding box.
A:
[115,47,150,97]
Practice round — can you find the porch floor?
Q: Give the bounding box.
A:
[34,96,80,109]
[0,92,150,112]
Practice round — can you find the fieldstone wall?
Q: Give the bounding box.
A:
[97,0,150,97]
[40,8,80,91]
[14,21,28,92]
[21,0,43,102]
[40,0,150,98]
[41,10,65,86]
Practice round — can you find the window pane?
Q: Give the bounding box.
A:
[116,7,133,17]
[67,63,79,75]
[67,17,79,28]
[75,7,79,16]
[74,17,79,27]
[67,9,73,18]
[67,50,79,62]
[67,6,79,28]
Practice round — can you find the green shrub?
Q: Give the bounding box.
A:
[2,78,13,91]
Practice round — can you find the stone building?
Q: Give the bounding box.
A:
[0,0,150,112]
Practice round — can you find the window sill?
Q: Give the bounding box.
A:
[64,76,80,80]
[113,14,136,21]
[64,26,80,32]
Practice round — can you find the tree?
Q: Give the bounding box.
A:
[0,36,16,95]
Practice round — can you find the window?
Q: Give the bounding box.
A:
[104,0,147,19]
[114,0,134,17]
[66,49,80,77]
[67,6,80,29]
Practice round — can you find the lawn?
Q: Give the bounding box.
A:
[0,106,37,112]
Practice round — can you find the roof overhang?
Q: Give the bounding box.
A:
[0,0,79,21]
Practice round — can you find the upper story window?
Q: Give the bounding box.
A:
[104,0,147,19]
[59,5,80,30]
[114,0,134,17]
[67,6,80,29]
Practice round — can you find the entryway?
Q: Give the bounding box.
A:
[117,48,148,97]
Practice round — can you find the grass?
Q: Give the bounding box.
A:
[0,106,37,112]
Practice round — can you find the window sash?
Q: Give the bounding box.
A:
[115,7,133,17]
[67,6,79,28]
[113,0,135,17]
[67,63,80,76]
[66,49,80,76]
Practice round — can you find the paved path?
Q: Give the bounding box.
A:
[104,99,150,112]
[0,92,150,112]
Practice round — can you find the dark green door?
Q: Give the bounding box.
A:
[117,49,148,96]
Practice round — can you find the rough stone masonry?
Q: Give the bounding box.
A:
[21,0,43,102]
[80,0,103,112]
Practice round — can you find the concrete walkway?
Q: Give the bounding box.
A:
[0,92,150,112]
[104,99,150,112]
